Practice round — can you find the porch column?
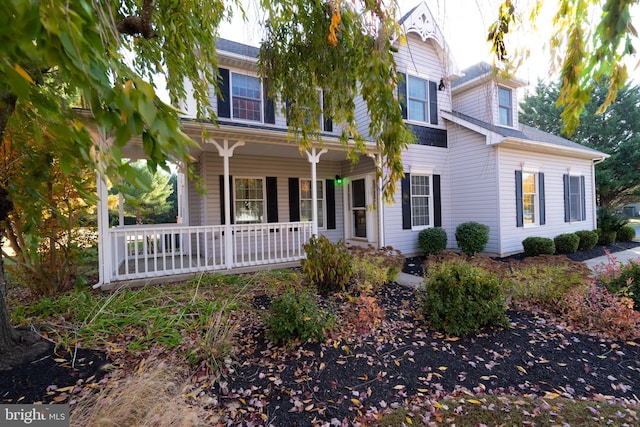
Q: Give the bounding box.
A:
[306,148,328,236]
[210,139,245,269]
[368,153,385,248]
[96,173,112,286]
[118,193,124,226]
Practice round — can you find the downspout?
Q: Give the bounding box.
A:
[592,156,607,229]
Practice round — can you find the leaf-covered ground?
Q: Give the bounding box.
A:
[195,283,640,425]
[2,243,640,425]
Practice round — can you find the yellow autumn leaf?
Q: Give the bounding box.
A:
[544,392,560,399]
[626,341,638,346]
[14,64,34,84]
[417,388,429,393]
[444,337,460,341]
[55,386,74,393]
[438,366,448,371]
[305,404,314,411]
[239,398,246,405]
[405,416,413,424]
[467,399,482,404]
[393,384,405,390]
[516,365,528,374]
[350,398,361,406]
[432,402,444,408]
[53,358,66,363]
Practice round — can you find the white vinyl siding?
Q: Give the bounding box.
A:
[498,147,596,255]
[196,152,344,242]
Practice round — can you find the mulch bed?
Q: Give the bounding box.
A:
[1,241,639,425]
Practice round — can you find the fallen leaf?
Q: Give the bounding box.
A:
[467,399,482,404]
[438,366,447,371]
[516,365,528,374]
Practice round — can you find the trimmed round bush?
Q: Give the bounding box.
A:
[418,227,447,256]
[418,261,508,336]
[575,230,598,251]
[522,236,555,256]
[597,228,617,245]
[616,225,636,242]
[554,233,580,254]
[455,222,489,256]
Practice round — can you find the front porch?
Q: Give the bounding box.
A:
[95,121,384,287]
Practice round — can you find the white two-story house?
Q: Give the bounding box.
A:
[95,1,607,287]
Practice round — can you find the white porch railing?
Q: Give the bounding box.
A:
[107,222,312,282]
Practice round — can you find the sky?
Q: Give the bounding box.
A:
[216,0,640,86]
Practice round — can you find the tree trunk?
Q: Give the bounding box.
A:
[0,249,17,350]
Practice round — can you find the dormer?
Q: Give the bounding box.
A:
[451,62,527,129]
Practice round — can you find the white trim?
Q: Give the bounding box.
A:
[497,85,514,128]
[409,173,434,230]
[300,178,326,230]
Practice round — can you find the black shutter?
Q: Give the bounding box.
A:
[398,72,407,120]
[219,175,234,224]
[263,78,275,124]
[563,174,570,222]
[580,175,586,221]
[266,177,278,223]
[326,178,336,229]
[288,178,300,222]
[217,68,231,118]
[323,91,333,132]
[515,170,523,227]
[539,173,546,225]
[429,80,438,125]
[401,173,411,230]
[433,174,441,227]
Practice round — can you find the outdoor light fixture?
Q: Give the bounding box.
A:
[335,175,343,185]
[438,78,445,91]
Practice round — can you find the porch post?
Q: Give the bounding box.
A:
[210,139,245,269]
[118,193,124,226]
[306,148,328,236]
[96,173,112,285]
[369,153,385,248]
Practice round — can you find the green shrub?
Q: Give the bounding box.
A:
[522,237,555,256]
[301,235,352,294]
[616,225,636,242]
[349,246,405,290]
[597,229,617,245]
[597,207,628,234]
[506,262,589,308]
[603,260,640,310]
[575,230,598,251]
[417,261,508,336]
[554,233,580,254]
[418,228,447,256]
[266,289,335,345]
[455,222,490,256]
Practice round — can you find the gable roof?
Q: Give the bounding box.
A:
[452,62,528,91]
[215,38,260,58]
[442,110,608,160]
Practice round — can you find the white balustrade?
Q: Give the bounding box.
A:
[108,222,312,281]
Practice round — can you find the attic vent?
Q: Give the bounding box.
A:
[420,13,428,24]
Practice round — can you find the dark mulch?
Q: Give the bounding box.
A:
[202,283,640,425]
[403,241,640,277]
[0,343,109,404]
[2,242,640,424]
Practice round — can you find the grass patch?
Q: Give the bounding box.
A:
[376,394,639,426]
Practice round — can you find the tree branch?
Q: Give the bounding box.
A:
[116,0,157,39]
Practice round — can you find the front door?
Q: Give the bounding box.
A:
[351,178,367,238]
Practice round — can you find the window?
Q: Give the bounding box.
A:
[498,86,513,127]
[300,179,324,228]
[522,172,536,225]
[234,178,264,223]
[565,175,585,222]
[232,73,262,121]
[411,175,431,228]
[408,76,428,122]
[516,170,545,227]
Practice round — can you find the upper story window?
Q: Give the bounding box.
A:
[408,76,428,122]
[498,86,513,127]
[232,73,262,121]
[399,72,438,126]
